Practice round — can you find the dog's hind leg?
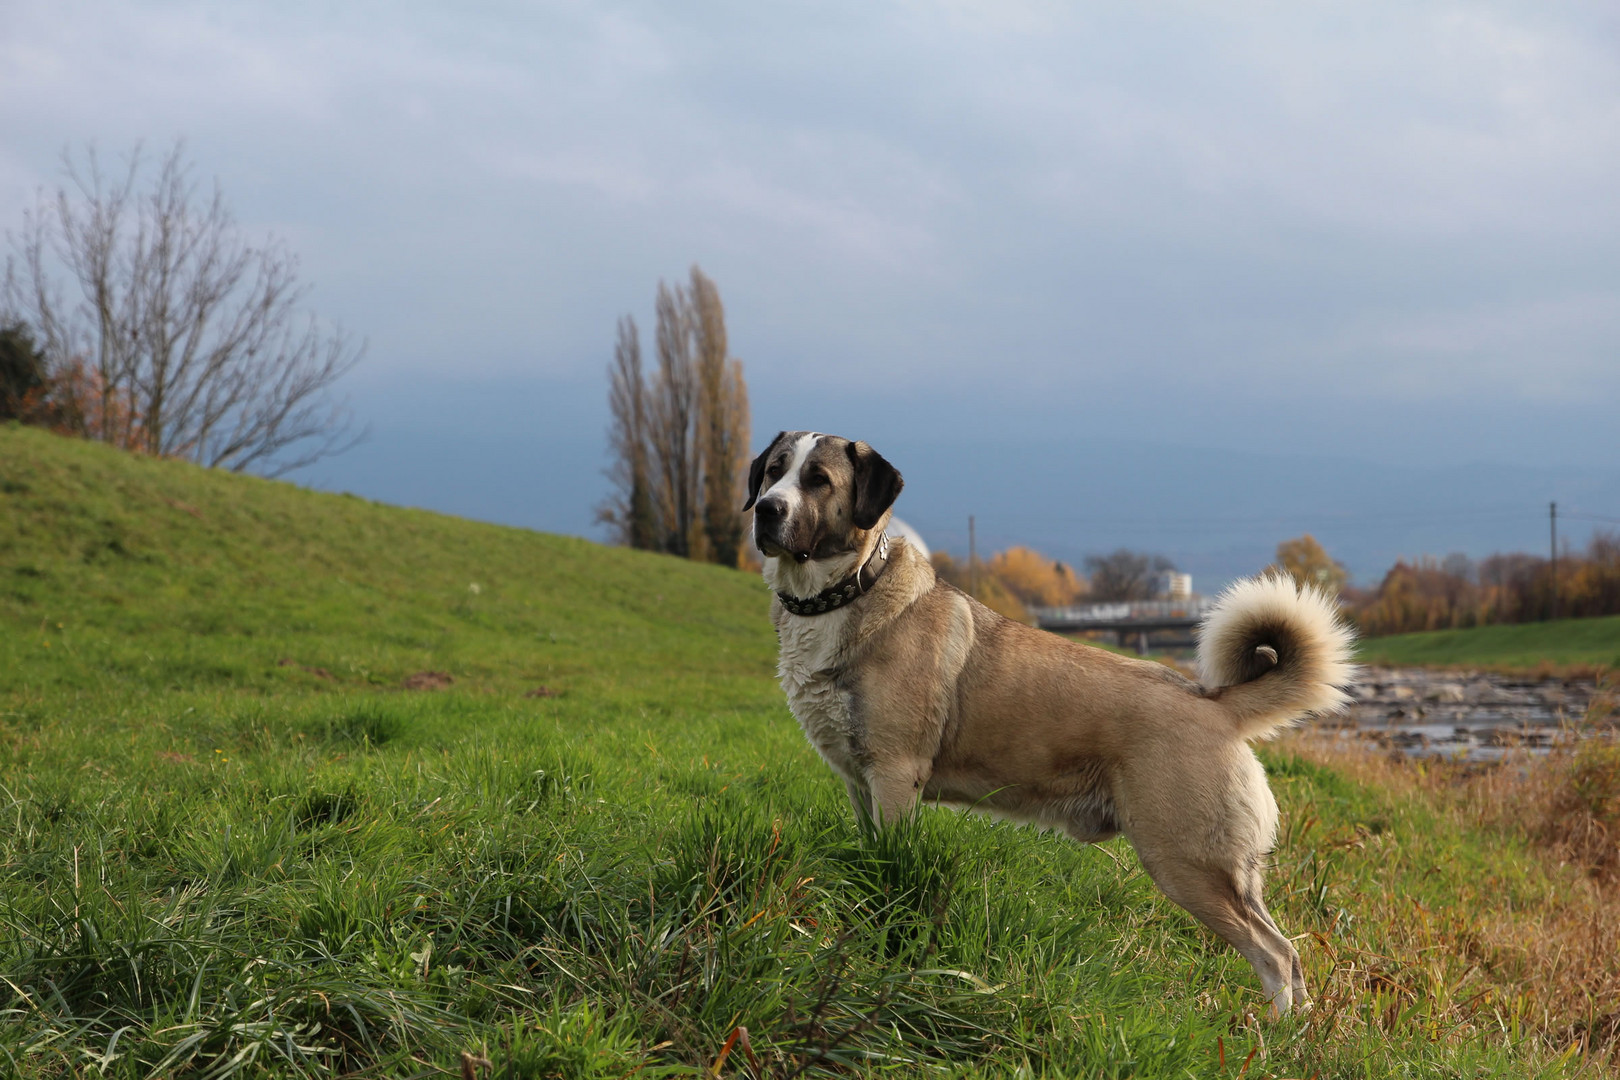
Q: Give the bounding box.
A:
[1242,883,1309,1008]
[1136,855,1305,1017]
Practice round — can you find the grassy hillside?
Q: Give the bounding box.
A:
[0,423,1605,1077]
[1,423,775,703]
[1358,616,1620,672]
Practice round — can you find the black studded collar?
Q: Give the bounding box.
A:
[776,533,892,617]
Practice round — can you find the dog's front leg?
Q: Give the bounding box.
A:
[842,774,874,825]
[866,760,932,826]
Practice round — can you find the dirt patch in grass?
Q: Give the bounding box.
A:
[402,670,453,690]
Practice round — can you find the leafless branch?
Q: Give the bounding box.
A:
[2,141,363,473]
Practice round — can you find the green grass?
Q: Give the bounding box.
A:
[0,423,1605,1077]
[1358,616,1620,672]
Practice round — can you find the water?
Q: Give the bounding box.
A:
[1318,666,1613,762]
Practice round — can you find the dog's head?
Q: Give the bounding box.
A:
[743,431,903,570]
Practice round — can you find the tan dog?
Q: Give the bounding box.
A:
[744,430,1356,1016]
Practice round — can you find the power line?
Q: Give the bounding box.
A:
[1035,509,1552,527]
[1551,501,1560,621]
[916,503,1618,548]
[923,506,1615,532]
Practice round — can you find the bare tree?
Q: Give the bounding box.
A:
[1083,548,1175,601]
[690,266,750,568]
[648,279,701,557]
[596,315,658,549]
[600,266,751,564]
[2,142,362,474]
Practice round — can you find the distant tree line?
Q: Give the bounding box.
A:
[926,527,1620,635]
[931,545,1182,623]
[2,142,361,475]
[598,266,751,567]
[1345,534,1620,635]
[1265,530,1620,635]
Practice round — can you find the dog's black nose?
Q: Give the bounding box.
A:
[754,496,785,522]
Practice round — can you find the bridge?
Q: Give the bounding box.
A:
[1029,599,1216,654]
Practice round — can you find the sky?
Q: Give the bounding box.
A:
[3,1,1618,587]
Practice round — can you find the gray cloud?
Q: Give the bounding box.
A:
[3,0,1617,576]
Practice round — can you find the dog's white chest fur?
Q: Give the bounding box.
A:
[775,608,862,780]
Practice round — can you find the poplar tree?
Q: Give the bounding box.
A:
[649,280,701,558]
[600,266,750,565]
[691,267,750,568]
[597,316,657,549]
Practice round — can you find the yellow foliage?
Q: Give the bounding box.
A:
[973,576,1029,623]
[931,546,1089,624]
[1274,534,1348,595]
[988,546,1089,607]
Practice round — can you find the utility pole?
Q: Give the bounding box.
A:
[1550,501,1558,621]
[968,515,977,599]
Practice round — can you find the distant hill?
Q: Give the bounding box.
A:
[1357,616,1620,672]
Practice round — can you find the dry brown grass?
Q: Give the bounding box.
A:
[1360,659,1613,681]
[1475,660,1610,682]
[1518,661,1615,682]
[1284,729,1620,1065]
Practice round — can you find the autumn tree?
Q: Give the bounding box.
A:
[1273,534,1349,595]
[1476,552,1548,625]
[1567,531,1620,618]
[929,544,1092,623]
[647,280,701,556]
[2,142,362,474]
[989,546,1088,608]
[1083,548,1174,602]
[931,550,1030,623]
[691,267,750,568]
[1354,558,1482,635]
[600,266,751,566]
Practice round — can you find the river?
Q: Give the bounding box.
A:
[1315,666,1614,762]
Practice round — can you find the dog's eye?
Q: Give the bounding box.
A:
[805,470,829,488]
[766,465,783,481]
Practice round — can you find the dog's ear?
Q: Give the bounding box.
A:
[847,440,903,530]
[742,431,787,511]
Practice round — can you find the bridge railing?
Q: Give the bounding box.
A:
[1030,598,1218,626]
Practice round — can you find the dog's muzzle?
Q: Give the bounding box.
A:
[753,497,811,561]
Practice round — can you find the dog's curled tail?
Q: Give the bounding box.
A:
[1196,573,1357,740]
